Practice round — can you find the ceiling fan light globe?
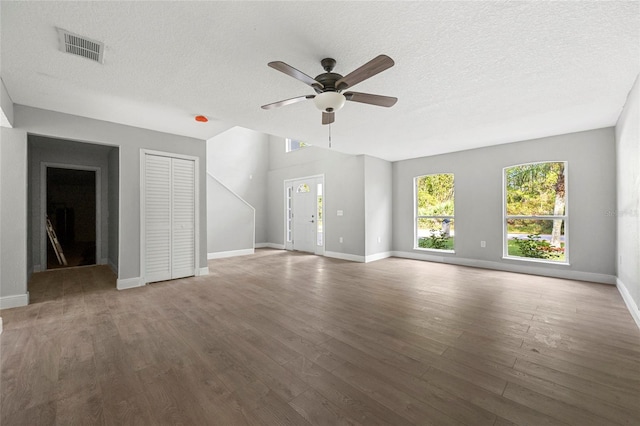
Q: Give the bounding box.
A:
[313,91,346,112]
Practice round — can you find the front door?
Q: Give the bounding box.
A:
[287,177,323,254]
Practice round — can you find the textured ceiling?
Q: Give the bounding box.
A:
[1,1,638,161]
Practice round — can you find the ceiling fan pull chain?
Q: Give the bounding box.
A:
[329,124,332,148]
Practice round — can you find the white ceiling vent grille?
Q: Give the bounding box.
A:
[57,28,104,63]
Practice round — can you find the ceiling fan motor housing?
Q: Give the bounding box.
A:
[314,72,343,93]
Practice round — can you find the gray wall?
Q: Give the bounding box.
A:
[14,105,207,282]
[206,127,269,245]
[0,127,28,306]
[364,155,393,256]
[393,127,617,281]
[108,147,119,273]
[207,174,254,253]
[615,74,640,312]
[28,136,113,270]
[267,136,366,256]
[0,78,13,126]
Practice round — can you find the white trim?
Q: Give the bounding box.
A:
[364,251,393,263]
[116,277,144,290]
[33,264,42,273]
[197,266,209,276]
[391,251,615,285]
[617,278,640,329]
[100,257,108,265]
[140,150,200,284]
[325,251,365,263]
[40,162,102,270]
[0,317,3,334]
[255,243,285,249]
[116,147,121,288]
[0,293,29,309]
[502,256,569,266]
[208,248,254,259]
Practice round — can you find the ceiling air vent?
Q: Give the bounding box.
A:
[57,28,104,63]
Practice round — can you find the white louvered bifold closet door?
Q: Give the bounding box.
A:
[144,154,196,283]
[144,155,172,283]
[170,158,195,279]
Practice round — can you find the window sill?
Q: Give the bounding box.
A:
[502,256,569,266]
[414,247,455,254]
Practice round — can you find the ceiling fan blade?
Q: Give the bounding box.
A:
[261,95,315,110]
[322,111,335,125]
[268,61,324,89]
[335,55,394,90]
[344,91,397,107]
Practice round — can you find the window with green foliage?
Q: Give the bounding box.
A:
[504,161,567,262]
[415,173,454,251]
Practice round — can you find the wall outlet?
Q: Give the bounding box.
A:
[339,237,343,243]
[480,241,486,248]
[377,236,381,243]
[337,210,343,216]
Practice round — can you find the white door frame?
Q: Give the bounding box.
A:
[40,162,101,270]
[140,149,200,283]
[283,174,325,255]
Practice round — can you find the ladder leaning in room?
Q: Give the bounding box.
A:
[46,216,68,266]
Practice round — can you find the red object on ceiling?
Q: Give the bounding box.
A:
[195,115,208,122]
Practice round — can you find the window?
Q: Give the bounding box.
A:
[286,138,310,152]
[415,173,454,251]
[296,183,310,193]
[504,161,567,263]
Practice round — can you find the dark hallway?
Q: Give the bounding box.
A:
[46,167,96,269]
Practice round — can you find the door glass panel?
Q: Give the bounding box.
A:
[317,183,323,246]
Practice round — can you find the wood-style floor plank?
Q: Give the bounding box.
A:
[1,250,639,425]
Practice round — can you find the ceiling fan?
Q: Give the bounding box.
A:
[261,55,397,125]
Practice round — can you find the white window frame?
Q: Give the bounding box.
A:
[502,161,569,265]
[413,173,455,253]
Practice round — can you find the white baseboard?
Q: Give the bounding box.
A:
[391,251,616,285]
[365,251,393,263]
[33,264,42,273]
[0,317,3,334]
[208,248,254,260]
[617,278,640,329]
[255,243,285,250]
[198,266,210,276]
[325,251,365,263]
[117,277,144,291]
[108,260,118,275]
[0,292,29,309]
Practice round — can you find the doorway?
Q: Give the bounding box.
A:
[44,166,99,269]
[285,175,324,254]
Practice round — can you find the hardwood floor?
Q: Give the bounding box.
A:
[1,249,639,425]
